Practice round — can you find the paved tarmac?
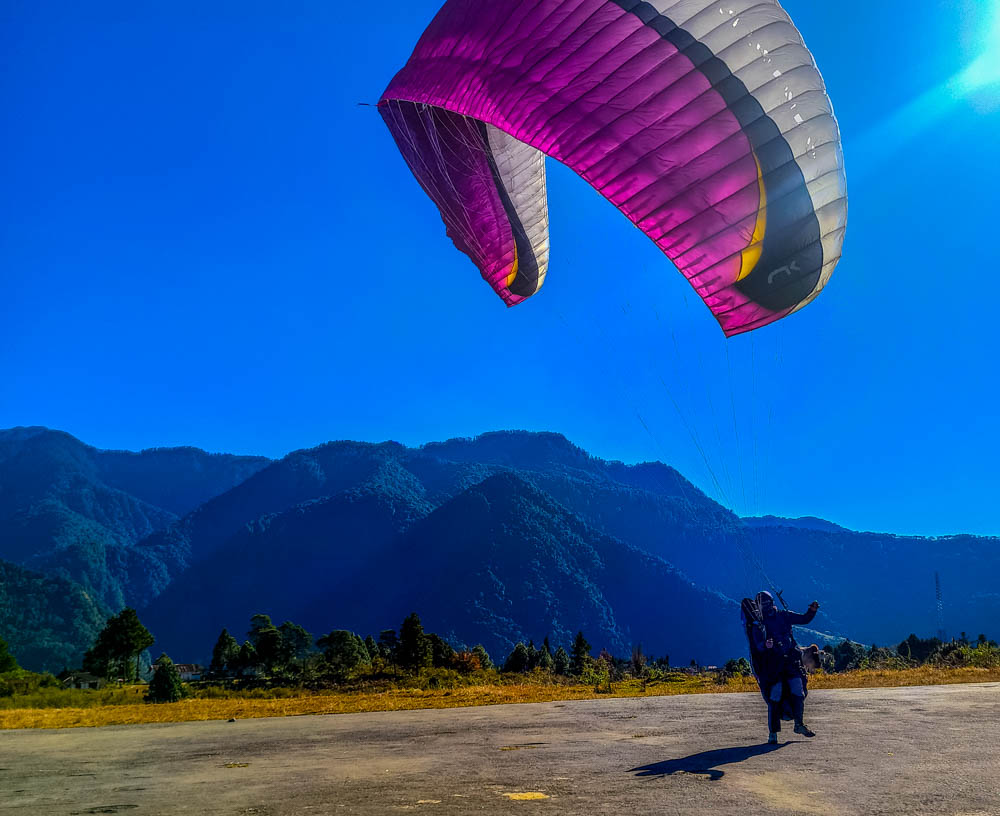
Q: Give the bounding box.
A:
[2,683,999,815]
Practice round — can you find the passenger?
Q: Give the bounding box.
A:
[748,591,820,744]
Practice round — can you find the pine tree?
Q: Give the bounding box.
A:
[209,629,240,678]
[83,608,154,682]
[235,641,258,675]
[378,630,398,660]
[146,654,185,703]
[428,633,455,668]
[553,647,571,675]
[117,609,155,681]
[503,643,530,673]
[571,631,592,676]
[472,644,493,671]
[0,635,19,673]
[397,613,432,672]
[379,630,399,677]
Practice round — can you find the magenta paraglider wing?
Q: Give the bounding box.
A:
[379,0,846,336]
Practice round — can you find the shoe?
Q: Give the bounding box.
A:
[767,732,778,744]
[794,723,815,738]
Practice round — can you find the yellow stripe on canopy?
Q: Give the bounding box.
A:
[738,154,768,282]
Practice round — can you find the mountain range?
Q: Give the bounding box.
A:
[0,426,996,673]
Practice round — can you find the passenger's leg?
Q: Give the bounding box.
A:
[788,677,815,737]
[768,682,784,737]
[788,677,805,724]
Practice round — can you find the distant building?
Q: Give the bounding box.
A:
[62,672,105,690]
[171,664,205,681]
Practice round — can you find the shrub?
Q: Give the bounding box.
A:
[723,657,753,677]
[580,660,610,690]
[0,670,59,697]
[452,651,482,673]
[832,640,867,672]
[414,667,465,690]
[966,643,1000,668]
[146,655,186,703]
[861,647,911,671]
[939,642,1000,669]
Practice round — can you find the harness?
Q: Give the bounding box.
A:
[740,597,808,705]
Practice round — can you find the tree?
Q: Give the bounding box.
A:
[208,629,240,678]
[117,609,155,681]
[249,613,274,638]
[537,647,554,672]
[317,630,370,682]
[472,644,493,671]
[378,630,399,660]
[398,613,432,672]
[278,622,313,662]
[453,651,482,672]
[631,644,647,677]
[83,608,154,682]
[234,641,258,676]
[82,633,113,679]
[571,631,592,676]
[553,647,570,676]
[248,614,284,673]
[364,635,378,659]
[593,650,615,689]
[275,621,313,679]
[146,654,185,703]
[379,629,399,677]
[504,643,531,673]
[428,633,456,668]
[0,635,19,673]
[833,639,868,672]
[723,657,752,676]
[896,634,941,665]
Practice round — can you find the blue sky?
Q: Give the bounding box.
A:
[2,1,999,536]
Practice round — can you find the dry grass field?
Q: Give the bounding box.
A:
[3,665,999,730]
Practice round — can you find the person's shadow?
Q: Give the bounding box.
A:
[630,742,793,781]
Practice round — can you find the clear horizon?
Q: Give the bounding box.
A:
[3,1,999,537]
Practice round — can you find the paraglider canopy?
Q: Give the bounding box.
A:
[379,0,846,336]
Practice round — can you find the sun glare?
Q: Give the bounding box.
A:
[959,4,1000,92]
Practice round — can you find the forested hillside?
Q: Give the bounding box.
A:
[3,427,997,671]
